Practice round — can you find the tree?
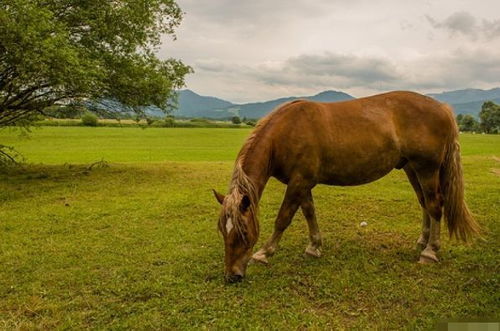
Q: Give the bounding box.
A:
[231,116,241,124]
[0,0,192,127]
[479,101,500,134]
[459,114,479,132]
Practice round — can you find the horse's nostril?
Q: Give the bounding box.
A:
[225,274,243,283]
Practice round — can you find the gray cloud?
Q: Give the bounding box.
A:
[426,11,500,40]
[193,47,500,98]
[163,1,500,102]
[194,53,398,90]
[286,54,398,83]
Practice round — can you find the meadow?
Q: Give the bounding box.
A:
[0,127,499,329]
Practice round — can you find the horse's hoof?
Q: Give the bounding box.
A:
[418,251,439,264]
[251,252,269,265]
[304,246,321,258]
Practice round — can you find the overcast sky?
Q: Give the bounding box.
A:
[159,0,500,103]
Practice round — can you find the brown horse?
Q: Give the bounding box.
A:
[213,91,480,283]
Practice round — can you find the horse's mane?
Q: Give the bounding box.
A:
[236,99,302,165]
[220,100,302,239]
[221,161,259,240]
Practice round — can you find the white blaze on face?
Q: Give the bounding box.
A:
[226,217,234,234]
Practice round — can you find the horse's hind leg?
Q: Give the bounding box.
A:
[404,166,431,250]
[301,190,322,258]
[413,167,443,264]
[251,182,307,264]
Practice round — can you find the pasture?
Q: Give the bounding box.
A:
[0,127,499,329]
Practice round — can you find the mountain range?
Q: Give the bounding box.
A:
[158,87,500,119]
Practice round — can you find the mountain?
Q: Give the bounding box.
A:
[236,90,354,119]
[172,89,235,118]
[427,88,500,116]
[171,90,354,119]
[427,88,500,104]
[162,87,500,119]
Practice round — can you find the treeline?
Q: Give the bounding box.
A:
[36,105,258,128]
[456,101,499,134]
[35,113,256,129]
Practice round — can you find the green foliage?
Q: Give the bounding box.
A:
[44,104,86,119]
[231,116,241,124]
[479,101,500,134]
[190,118,210,123]
[0,129,498,329]
[81,113,98,127]
[245,120,257,127]
[458,114,479,132]
[163,118,175,127]
[0,0,192,126]
[0,144,22,168]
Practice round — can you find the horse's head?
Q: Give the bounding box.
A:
[213,189,259,283]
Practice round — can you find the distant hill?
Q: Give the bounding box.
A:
[427,88,500,116]
[171,90,354,119]
[147,87,500,119]
[171,89,235,118]
[236,90,354,119]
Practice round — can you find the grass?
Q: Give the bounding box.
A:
[0,127,499,329]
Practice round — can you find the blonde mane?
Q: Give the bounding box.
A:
[220,100,302,240]
[220,161,259,241]
[237,99,302,165]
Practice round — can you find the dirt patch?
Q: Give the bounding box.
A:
[490,168,500,176]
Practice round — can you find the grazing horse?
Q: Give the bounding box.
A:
[213,91,480,283]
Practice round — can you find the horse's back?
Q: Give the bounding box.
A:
[264,91,456,185]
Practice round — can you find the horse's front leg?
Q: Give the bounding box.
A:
[301,190,322,257]
[417,210,431,250]
[251,184,303,264]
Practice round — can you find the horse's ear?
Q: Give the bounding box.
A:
[212,189,225,205]
[240,195,251,213]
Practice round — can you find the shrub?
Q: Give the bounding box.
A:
[164,118,175,127]
[81,113,98,126]
[231,116,241,124]
[190,118,210,123]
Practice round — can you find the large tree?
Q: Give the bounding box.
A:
[0,0,192,126]
[479,101,500,134]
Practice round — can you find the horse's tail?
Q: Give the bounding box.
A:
[440,105,480,242]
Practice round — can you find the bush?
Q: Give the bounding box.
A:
[81,113,98,126]
[164,118,175,127]
[190,118,210,123]
[231,116,241,124]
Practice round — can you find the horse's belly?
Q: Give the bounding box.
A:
[319,150,401,186]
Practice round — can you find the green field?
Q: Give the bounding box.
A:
[1,127,499,329]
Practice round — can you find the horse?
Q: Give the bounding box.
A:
[213,91,480,283]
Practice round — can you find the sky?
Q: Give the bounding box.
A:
[159,0,500,103]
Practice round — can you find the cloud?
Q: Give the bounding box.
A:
[192,47,500,100]
[286,54,398,84]
[164,1,500,102]
[426,11,500,40]
[194,53,398,90]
